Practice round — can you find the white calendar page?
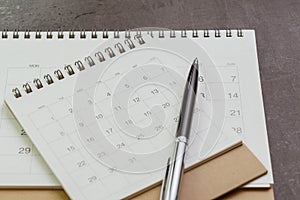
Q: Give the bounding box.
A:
[0,31,119,187]
[4,34,246,200]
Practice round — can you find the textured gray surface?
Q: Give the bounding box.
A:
[0,0,299,199]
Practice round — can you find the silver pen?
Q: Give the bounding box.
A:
[160,58,199,200]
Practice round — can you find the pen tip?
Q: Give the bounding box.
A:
[193,58,198,66]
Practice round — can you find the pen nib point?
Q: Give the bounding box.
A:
[193,58,198,66]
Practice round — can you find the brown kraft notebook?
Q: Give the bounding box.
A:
[0,144,267,200]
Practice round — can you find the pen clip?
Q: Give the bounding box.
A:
[160,157,171,200]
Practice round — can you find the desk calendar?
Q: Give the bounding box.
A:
[1,30,273,194]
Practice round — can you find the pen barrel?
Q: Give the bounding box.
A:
[160,136,187,200]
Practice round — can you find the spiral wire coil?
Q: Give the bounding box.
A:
[2,29,244,40]
[12,34,146,98]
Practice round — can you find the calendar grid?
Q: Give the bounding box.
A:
[29,103,156,199]
[29,94,159,198]
[29,106,92,199]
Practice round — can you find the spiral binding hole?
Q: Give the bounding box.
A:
[115,43,125,54]
[35,31,41,39]
[75,60,85,71]
[47,31,53,39]
[125,39,135,49]
[12,88,22,98]
[44,74,54,85]
[215,30,221,38]
[204,30,209,38]
[23,83,32,93]
[33,79,43,89]
[13,30,19,39]
[64,65,75,75]
[24,30,30,39]
[54,69,65,80]
[105,47,115,58]
[85,56,95,66]
[95,52,105,62]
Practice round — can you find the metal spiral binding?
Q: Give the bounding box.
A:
[237,29,243,37]
[54,69,65,80]
[1,29,243,39]
[134,35,145,45]
[170,30,176,38]
[35,30,42,39]
[226,29,232,37]
[103,30,109,39]
[84,56,95,67]
[215,29,221,38]
[181,30,187,38]
[135,30,142,37]
[33,79,43,89]
[91,30,97,39]
[124,38,135,49]
[47,30,53,39]
[80,30,86,39]
[2,29,8,39]
[204,29,209,37]
[64,65,75,75]
[13,30,19,39]
[23,83,32,93]
[58,31,64,39]
[12,88,21,98]
[125,31,131,39]
[114,30,120,38]
[12,35,145,98]
[69,30,75,39]
[105,47,116,58]
[44,74,54,84]
[115,43,125,53]
[192,30,198,38]
[24,30,30,39]
[147,30,154,38]
[75,60,85,71]
[95,52,105,62]
[159,30,164,38]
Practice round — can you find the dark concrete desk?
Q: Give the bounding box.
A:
[0,0,299,199]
